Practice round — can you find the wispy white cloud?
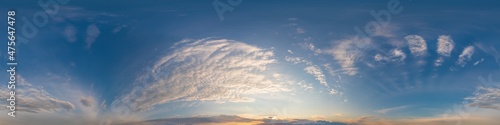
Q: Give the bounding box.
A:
[405,35,427,57]
[329,88,340,95]
[114,115,353,125]
[475,42,500,65]
[0,74,109,124]
[435,57,445,66]
[435,35,455,66]
[457,46,475,67]
[392,49,407,62]
[112,39,289,112]
[367,23,398,39]
[322,63,338,77]
[284,56,330,88]
[100,101,107,110]
[85,24,101,48]
[80,96,95,107]
[301,42,322,55]
[325,37,372,75]
[304,65,329,88]
[465,87,500,110]
[373,49,406,62]
[374,54,386,62]
[296,80,314,90]
[287,49,294,54]
[474,58,484,66]
[0,76,75,113]
[376,105,410,114]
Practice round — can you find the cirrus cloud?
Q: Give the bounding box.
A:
[285,56,330,88]
[0,76,75,113]
[112,38,289,112]
[325,37,372,75]
[465,87,500,110]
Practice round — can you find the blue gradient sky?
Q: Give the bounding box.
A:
[1,0,500,125]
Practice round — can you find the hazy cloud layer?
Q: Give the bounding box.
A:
[301,42,322,55]
[117,115,257,125]
[115,115,352,125]
[259,119,351,125]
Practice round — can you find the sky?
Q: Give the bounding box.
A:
[1,0,500,125]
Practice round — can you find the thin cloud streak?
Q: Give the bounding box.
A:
[376,105,410,114]
[457,46,475,67]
